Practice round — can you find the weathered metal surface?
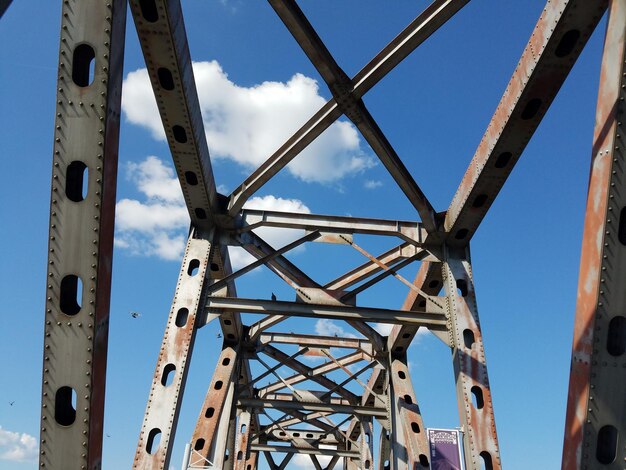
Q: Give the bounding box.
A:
[128,0,218,228]
[446,0,608,245]
[390,358,430,469]
[443,250,501,470]
[562,1,626,468]
[40,1,126,468]
[206,296,448,329]
[233,409,252,470]
[190,345,239,464]
[238,209,426,245]
[133,237,212,469]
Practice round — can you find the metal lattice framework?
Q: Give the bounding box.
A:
[35,0,626,468]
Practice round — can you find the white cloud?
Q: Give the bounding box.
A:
[315,319,356,338]
[230,194,311,270]
[115,157,311,266]
[374,323,394,336]
[115,156,190,261]
[0,426,37,462]
[364,179,383,189]
[122,61,375,183]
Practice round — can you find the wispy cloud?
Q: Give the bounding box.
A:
[0,426,37,462]
[122,61,375,183]
[364,179,383,189]
[115,157,311,268]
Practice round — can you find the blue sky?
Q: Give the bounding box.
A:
[0,1,608,469]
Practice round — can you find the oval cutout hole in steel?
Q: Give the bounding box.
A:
[456,279,468,297]
[607,316,626,356]
[72,44,95,87]
[222,357,231,366]
[215,381,223,390]
[306,433,313,438]
[188,259,200,276]
[55,386,77,426]
[139,0,158,22]
[175,308,189,328]
[194,438,205,451]
[205,407,215,418]
[471,386,485,409]
[472,194,488,208]
[463,329,476,349]
[210,263,220,272]
[185,171,198,186]
[411,422,420,433]
[480,451,494,470]
[66,161,88,202]
[455,228,469,240]
[60,275,82,316]
[161,363,176,387]
[195,208,207,219]
[555,30,580,58]
[293,432,300,437]
[428,280,439,289]
[596,425,618,464]
[146,428,162,455]
[173,125,188,143]
[419,455,429,467]
[618,207,626,245]
[495,152,512,168]
[398,370,406,380]
[404,394,413,405]
[157,67,174,90]
[521,98,542,120]
[224,319,232,325]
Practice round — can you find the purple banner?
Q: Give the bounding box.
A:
[427,428,464,470]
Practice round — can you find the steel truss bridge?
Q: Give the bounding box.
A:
[17,0,626,468]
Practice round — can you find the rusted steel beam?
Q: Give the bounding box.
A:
[261,428,339,445]
[206,296,448,329]
[233,409,252,470]
[253,444,359,458]
[260,345,359,402]
[443,249,500,470]
[264,393,353,406]
[388,261,445,354]
[562,1,626,468]
[228,0,469,214]
[358,418,374,469]
[133,236,213,469]
[238,209,426,244]
[324,243,417,291]
[390,358,430,469]
[259,350,366,396]
[0,0,12,18]
[268,0,440,232]
[39,0,126,468]
[258,332,373,354]
[190,345,239,464]
[239,398,387,418]
[128,0,219,228]
[445,0,608,245]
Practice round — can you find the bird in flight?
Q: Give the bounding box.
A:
[130,311,141,319]
[217,333,222,339]
[9,401,14,406]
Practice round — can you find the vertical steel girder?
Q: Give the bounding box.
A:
[40,1,126,469]
[562,1,626,468]
[190,345,239,465]
[133,236,213,469]
[389,358,430,469]
[443,250,501,470]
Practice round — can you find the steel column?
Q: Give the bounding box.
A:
[442,249,501,470]
[562,0,626,468]
[134,236,213,469]
[40,1,126,468]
